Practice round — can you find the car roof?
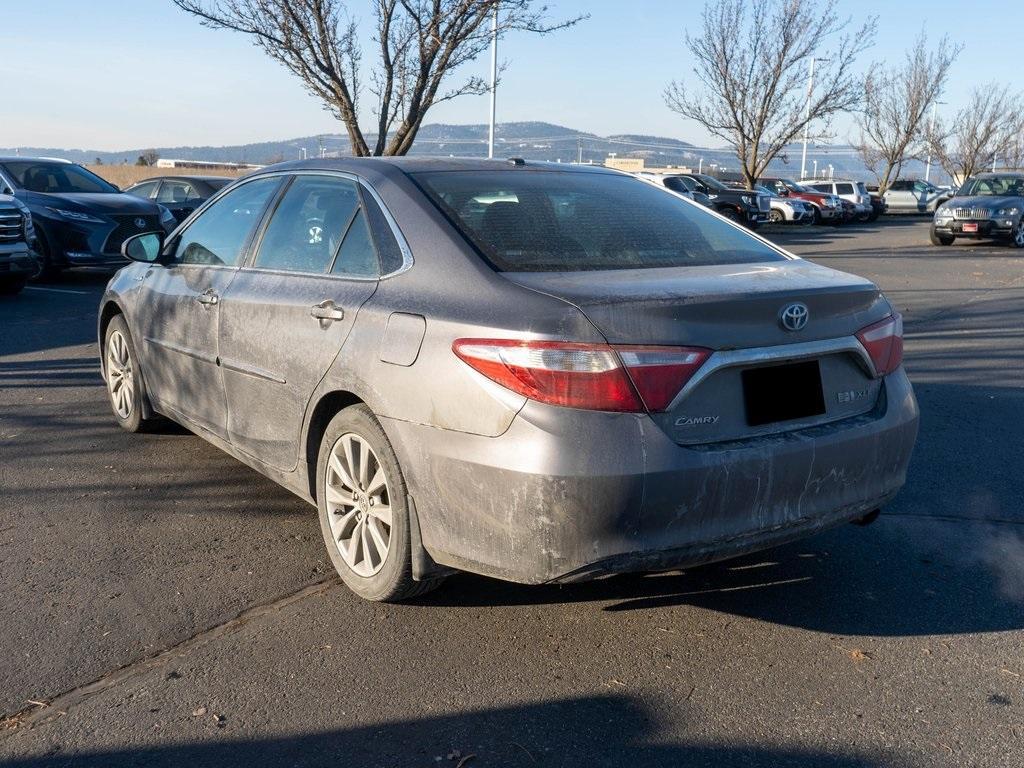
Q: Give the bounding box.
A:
[128,175,231,185]
[260,156,619,177]
[0,156,74,164]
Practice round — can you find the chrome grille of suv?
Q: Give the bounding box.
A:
[953,208,990,220]
[757,194,770,212]
[0,205,24,243]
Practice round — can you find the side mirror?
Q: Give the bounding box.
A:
[122,232,164,263]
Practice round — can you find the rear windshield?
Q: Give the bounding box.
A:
[1,161,118,194]
[412,170,786,272]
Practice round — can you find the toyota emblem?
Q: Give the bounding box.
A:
[134,217,147,229]
[779,302,809,331]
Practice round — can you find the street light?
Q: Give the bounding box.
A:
[487,4,498,159]
[800,57,830,180]
[924,100,946,183]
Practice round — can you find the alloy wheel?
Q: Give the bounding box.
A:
[1014,221,1024,248]
[325,433,392,577]
[106,330,135,419]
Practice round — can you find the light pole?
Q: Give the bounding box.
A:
[813,159,818,178]
[698,157,703,173]
[800,57,829,180]
[487,4,498,159]
[924,100,946,183]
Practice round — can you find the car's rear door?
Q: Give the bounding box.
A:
[217,173,382,471]
[136,176,282,438]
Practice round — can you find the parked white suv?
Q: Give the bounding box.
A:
[752,184,813,224]
[807,180,872,221]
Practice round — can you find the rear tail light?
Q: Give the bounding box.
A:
[856,313,903,376]
[452,339,711,413]
[616,346,711,411]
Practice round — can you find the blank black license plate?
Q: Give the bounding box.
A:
[742,360,826,427]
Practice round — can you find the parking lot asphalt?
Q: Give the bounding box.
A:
[1,218,1022,767]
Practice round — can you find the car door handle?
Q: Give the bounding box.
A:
[310,301,344,322]
[196,290,219,306]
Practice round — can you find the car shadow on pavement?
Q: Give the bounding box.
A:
[0,695,904,768]
[419,514,1024,639]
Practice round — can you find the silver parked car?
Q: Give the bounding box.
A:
[884,179,952,214]
[100,159,919,602]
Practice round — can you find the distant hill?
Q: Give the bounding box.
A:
[0,121,949,183]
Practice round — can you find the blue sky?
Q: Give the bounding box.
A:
[0,0,1017,150]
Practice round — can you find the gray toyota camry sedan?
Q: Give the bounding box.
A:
[99,158,919,602]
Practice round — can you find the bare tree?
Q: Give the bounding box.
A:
[136,150,160,167]
[665,0,875,189]
[853,33,961,193]
[173,0,583,156]
[927,86,1022,184]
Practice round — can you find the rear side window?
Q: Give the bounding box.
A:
[413,171,785,272]
[173,176,280,266]
[836,183,854,195]
[361,192,405,274]
[255,176,360,274]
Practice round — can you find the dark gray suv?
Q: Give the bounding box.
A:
[99,158,919,602]
[931,173,1024,247]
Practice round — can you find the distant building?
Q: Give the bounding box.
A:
[603,157,695,175]
[155,158,263,171]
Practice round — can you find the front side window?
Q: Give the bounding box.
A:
[413,170,786,272]
[809,184,831,193]
[836,183,854,195]
[173,177,280,266]
[1,161,118,194]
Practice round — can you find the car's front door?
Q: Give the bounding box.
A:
[217,173,382,470]
[136,176,282,438]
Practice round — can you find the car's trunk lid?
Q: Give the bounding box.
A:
[502,259,888,348]
[503,259,891,444]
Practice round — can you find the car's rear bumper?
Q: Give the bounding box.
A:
[385,369,919,584]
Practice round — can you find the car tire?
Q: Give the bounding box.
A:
[104,315,162,433]
[0,277,28,296]
[929,227,954,246]
[718,207,741,224]
[810,207,822,225]
[316,404,444,603]
[30,230,63,281]
[1011,220,1024,248]
[768,210,784,224]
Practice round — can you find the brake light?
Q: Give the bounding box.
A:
[452,339,710,413]
[856,313,903,376]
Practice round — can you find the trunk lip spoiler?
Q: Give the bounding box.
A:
[665,336,876,411]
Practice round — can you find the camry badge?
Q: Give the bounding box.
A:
[779,302,809,332]
[134,217,147,229]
